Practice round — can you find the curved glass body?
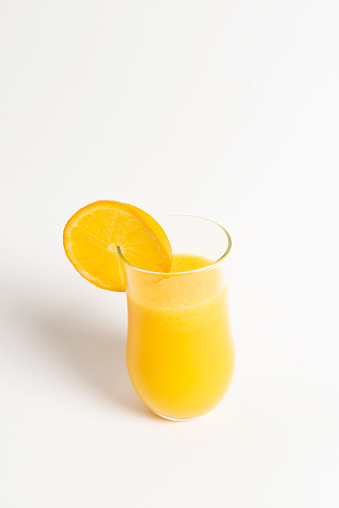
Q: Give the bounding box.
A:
[120,216,235,421]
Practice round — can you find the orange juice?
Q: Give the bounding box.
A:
[126,254,235,420]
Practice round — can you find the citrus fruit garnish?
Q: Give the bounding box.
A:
[63,201,172,291]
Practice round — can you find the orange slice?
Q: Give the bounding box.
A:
[63,201,172,291]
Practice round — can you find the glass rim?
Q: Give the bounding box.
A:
[117,214,232,276]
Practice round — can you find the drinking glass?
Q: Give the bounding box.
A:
[119,215,235,421]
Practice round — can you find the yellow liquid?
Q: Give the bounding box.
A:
[126,254,235,420]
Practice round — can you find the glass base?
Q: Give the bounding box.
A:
[153,411,206,422]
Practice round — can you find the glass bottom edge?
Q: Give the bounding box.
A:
[153,411,208,422]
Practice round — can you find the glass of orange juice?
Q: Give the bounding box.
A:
[118,215,235,421]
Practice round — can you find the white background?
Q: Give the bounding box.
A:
[1,1,338,506]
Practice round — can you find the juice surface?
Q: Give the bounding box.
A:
[126,253,235,420]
